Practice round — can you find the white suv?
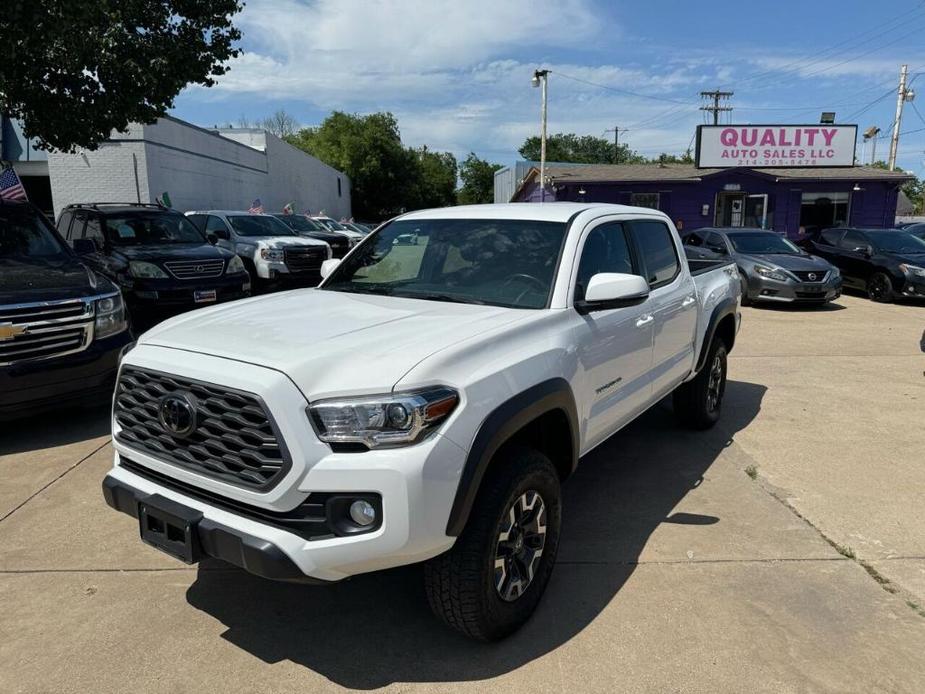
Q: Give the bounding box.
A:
[104,203,740,640]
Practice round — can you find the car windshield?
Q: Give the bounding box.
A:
[726,232,801,254]
[867,230,925,254]
[228,215,296,237]
[0,207,69,259]
[322,218,568,309]
[903,224,925,239]
[275,215,323,233]
[316,218,348,231]
[106,213,205,246]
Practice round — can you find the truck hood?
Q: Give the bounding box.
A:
[0,256,117,304]
[244,236,328,249]
[140,289,532,398]
[113,243,235,262]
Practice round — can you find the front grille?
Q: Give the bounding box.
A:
[791,270,828,282]
[329,239,349,259]
[0,299,93,366]
[283,247,326,272]
[114,367,290,490]
[164,259,225,279]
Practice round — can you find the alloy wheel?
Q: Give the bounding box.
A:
[706,352,725,412]
[494,491,547,602]
[868,274,891,302]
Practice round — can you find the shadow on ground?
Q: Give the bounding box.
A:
[0,403,110,456]
[186,380,766,689]
[749,300,847,312]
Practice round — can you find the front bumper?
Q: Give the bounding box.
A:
[900,276,925,298]
[0,331,131,420]
[124,274,250,311]
[747,274,842,303]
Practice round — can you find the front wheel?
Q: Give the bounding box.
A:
[424,448,562,641]
[673,338,728,429]
[866,272,894,303]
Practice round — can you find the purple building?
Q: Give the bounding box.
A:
[510,163,913,239]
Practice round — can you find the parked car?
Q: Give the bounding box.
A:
[684,228,841,305]
[798,227,925,302]
[342,221,372,236]
[103,202,740,640]
[1,200,131,420]
[57,203,250,325]
[270,213,355,258]
[186,211,331,289]
[310,216,365,242]
[900,222,925,241]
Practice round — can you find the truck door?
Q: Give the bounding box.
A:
[571,221,654,450]
[628,219,698,399]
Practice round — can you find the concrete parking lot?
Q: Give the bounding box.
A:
[1,294,924,693]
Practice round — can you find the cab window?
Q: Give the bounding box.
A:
[840,230,867,252]
[57,211,74,239]
[819,229,843,246]
[630,220,680,288]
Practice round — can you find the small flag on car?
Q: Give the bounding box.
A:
[0,167,27,201]
[248,198,264,214]
[282,202,294,215]
[156,191,172,208]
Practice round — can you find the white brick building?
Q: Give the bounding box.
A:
[46,116,351,219]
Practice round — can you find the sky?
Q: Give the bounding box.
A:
[171,0,925,175]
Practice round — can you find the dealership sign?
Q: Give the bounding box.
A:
[695,124,857,168]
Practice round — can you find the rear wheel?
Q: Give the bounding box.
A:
[866,272,894,303]
[424,448,561,641]
[674,338,728,429]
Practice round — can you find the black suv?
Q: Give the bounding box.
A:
[799,227,925,302]
[271,213,353,258]
[1,200,131,420]
[57,203,251,322]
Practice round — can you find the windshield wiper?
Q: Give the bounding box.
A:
[397,292,486,305]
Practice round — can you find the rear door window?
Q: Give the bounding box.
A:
[840,230,867,252]
[629,219,680,288]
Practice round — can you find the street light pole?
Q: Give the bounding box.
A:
[532,69,549,202]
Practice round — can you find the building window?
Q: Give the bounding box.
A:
[631,192,659,210]
[800,192,849,232]
[337,178,342,197]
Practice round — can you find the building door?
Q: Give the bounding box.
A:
[745,194,768,228]
[715,192,747,227]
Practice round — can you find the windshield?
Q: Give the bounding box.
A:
[275,215,323,233]
[106,213,205,246]
[726,232,801,254]
[0,208,69,259]
[228,215,296,237]
[315,218,348,231]
[867,230,925,254]
[322,218,567,309]
[903,224,925,240]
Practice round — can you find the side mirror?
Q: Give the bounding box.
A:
[864,245,874,257]
[206,233,218,245]
[576,273,650,314]
[320,258,341,279]
[73,238,98,255]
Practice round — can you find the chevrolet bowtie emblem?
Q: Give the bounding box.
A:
[0,322,27,342]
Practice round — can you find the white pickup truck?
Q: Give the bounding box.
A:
[103,203,740,640]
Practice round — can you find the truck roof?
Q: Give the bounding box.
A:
[398,202,663,223]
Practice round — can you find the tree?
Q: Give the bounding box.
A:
[259,110,298,139]
[458,153,503,204]
[871,161,924,215]
[647,150,694,165]
[518,133,645,165]
[1,0,242,152]
[409,147,458,210]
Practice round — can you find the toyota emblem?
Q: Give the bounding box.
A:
[157,393,197,438]
[808,273,817,281]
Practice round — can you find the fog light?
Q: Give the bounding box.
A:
[349,500,376,526]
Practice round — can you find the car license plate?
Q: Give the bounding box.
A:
[138,494,202,564]
[194,289,217,303]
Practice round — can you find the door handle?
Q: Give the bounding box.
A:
[681,295,696,307]
[635,314,654,328]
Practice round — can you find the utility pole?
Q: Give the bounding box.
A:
[532,69,549,202]
[604,126,629,163]
[700,89,734,125]
[888,64,916,171]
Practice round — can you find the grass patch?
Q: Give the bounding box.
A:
[745,465,758,480]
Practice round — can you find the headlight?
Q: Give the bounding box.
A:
[754,265,789,282]
[226,255,246,274]
[128,261,168,279]
[94,293,127,339]
[260,248,284,262]
[899,263,925,278]
[829,266,840,278]
[308,387,459,449]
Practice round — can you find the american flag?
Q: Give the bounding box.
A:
[0,168,27,201]
[248,198,264,214]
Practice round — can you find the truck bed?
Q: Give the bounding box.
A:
[688,258,736,276]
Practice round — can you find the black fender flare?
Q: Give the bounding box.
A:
[695,297,738,373]
[444,378,579,537]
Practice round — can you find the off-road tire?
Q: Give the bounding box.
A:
[424,448,561,641]
[673,338,728,430]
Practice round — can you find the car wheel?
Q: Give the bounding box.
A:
[424,447,561,641]
[673,338,728,430]
[866,272,894,303]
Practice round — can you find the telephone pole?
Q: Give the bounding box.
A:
[700,89,734,125]
[604,126,629,162]
[888,64,916,171]
[532,69,549,202]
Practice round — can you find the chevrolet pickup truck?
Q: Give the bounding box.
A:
[103,203,741,640]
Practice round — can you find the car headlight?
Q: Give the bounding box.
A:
[226,255,247,274]
[308,387,459,449]
[754,265,789,282]
[94,293,127,339]
[128,261,168,279]
[829,266,840,278]
[260,248,285,262]
[899,263,925,278]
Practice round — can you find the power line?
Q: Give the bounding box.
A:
[550,70,692,105]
